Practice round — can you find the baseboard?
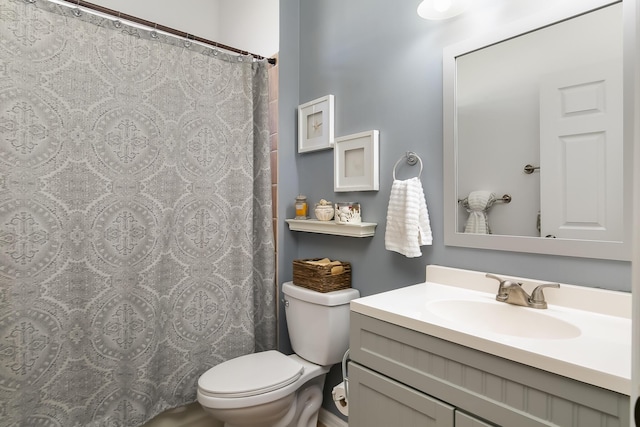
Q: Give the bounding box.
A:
[318,408,348,427]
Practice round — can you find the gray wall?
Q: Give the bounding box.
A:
[278,0,631,419]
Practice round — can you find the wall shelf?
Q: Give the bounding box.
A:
[285,219,377,237]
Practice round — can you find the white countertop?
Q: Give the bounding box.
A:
[350,265,631,395]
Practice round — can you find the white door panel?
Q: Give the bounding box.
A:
[539,61,623,240]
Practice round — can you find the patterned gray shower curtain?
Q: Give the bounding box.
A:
[0,0,276,425]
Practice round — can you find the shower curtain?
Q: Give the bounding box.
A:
[0,0,276,425]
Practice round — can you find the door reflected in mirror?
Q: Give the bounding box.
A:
[443,0,631,260]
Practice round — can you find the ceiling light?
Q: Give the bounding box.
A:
[417,0,468,20]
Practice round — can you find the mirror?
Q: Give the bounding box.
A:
[443,0,632,260]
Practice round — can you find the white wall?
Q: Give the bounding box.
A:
[86,0,278,57]
[219,0,280,57]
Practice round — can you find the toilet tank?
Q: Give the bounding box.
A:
[282,282,360,366]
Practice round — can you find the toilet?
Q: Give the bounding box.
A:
[197,281,360,427]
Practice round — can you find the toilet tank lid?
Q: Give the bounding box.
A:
[283,282,360,306]
[198,351,303,398]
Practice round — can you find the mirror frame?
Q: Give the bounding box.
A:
[443,0,633,261]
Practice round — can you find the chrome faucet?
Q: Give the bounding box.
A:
[486,273,559,309]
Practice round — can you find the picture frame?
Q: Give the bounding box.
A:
[334,130,380,192]
[297,95,335,153]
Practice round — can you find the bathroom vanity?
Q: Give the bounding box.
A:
[348,266,630,426]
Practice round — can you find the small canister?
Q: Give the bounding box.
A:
[314,199,334,221]
[295,195,308,219]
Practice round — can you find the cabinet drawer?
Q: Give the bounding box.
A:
[349,361,455,427]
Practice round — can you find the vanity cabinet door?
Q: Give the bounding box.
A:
[348,362,455,427]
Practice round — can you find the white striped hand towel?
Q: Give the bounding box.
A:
[385,177,432,258]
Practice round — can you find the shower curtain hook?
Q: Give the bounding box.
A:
[113,11,122,28]
[150,23,158,39]
[72,0,82,16]
[184,34,192,48]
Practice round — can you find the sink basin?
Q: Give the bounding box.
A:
[426,299,582,339]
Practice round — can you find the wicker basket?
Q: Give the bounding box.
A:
[292,258,352,293]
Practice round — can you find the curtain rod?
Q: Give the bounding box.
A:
[56,0,277,65]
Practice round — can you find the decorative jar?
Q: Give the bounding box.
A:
[314,199,334,221]
[295,195,308,219]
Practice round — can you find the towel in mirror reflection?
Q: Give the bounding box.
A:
[461,191,496,234]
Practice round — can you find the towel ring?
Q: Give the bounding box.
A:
[393,151,423,180]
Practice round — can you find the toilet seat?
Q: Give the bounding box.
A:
[198,350,304,398]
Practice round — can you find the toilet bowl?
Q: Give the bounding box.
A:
[197,282,360,427]
[198,352,329,427]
